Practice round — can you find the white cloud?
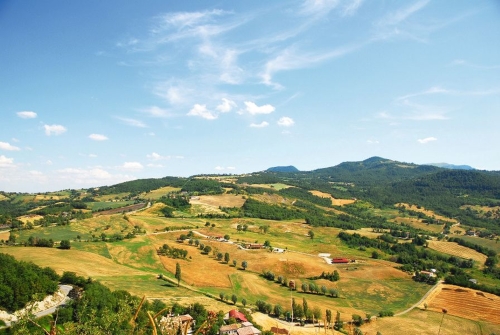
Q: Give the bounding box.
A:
[417,137,437,144]
[141,106,172,118]
[216,98,237,113]
[244,101,275,115]
[57,167,133,185]
[187,104,218,120]
[215,166,224,170]
[147,152,173,161]
[117,117,147,128]
[147,163,164,168]
[277,117,295,127]
[17,111,37,119]
[89,154,98,158]
[250,121,269,128]
[300,0,341,16]
[0,155,15,168]
[122,162,144,170]
[342,0,363,17]
[0,142,20,151]
[44,124,67,136]
[367,139,380,144]
[89,134,109,141]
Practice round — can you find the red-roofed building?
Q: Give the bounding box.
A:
[226,310,248,322]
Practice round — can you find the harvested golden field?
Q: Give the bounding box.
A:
[0,194,8,201]
[190,194,246,208]
[344,228,384,239]
[0,246,147,277]
[16,214,44,223]
[396,203,457,224]
[362,308,500,335]
[248,183,293,190]
[309,190,355,206]
[142,186,182,200]
[0,231,10,241]
[335,259,410,281]
[427,240,487,265]
[34,194,65,201]
[423,284,500,324]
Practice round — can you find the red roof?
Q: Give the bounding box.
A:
[332,258,349,263]
[229,310,248,322]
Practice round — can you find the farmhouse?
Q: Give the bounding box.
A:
[224,310,248,322]
[331,258,350,264]
[220,324,240,335]
[419,270,436,278]
[272,247,285,253]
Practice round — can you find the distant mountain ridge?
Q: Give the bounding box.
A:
[266,165,300,173]
[427,163,475,170]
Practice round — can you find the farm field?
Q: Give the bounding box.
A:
[246,183,293,191]
[459,235,500,255]
[423,284,500,325]
[395,204,458,224]
[391,217,444,234]
[189,194,246,208]
[309,190,355,206]
[142,186,182,200]
[427,240,487,265]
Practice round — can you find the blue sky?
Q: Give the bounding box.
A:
[1,0,499,192]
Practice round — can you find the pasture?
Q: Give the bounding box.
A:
[459,235,500,255]
[309,190,355,206]
[395,203,458,224]
[427,240,487,265]
[142,186,182,200]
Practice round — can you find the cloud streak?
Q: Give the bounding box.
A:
[17,111,37,119]
[0,142,21,151]
[44,124,67,136]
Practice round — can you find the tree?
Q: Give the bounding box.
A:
[242,298,247,307]
[203,245,212,254]
[59,239,71,249]
[308,230,314,239]
[301,282,309,292]
[231,294,238,305]
[321,285,327,295]
[326,309,332,328]
[302,298,308,320]
[312,307,321,323]
[232,259,237,267]
[334,311,343,330]
[219,292,225,301]
[242,260,248,270]
[217,252,223,261]
[224,234,230,240]
[372,251,379,259]
[274,304,283,318]
[175,262,181,286]
[224,252,230,263]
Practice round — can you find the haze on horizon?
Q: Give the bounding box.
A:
[1,0,499,193]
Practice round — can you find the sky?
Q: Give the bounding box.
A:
[1,0,499,193]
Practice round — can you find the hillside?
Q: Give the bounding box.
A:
[1,156,500,334]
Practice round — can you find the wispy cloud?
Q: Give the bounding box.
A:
[450,59,500,70]
[44,124,67,136]
[17,111,37,119]
[261,45,360,89]
[0,142,21,151]
[117,117,148,128]
[244,101,275,115]
[89,134,108,141]
[367,139,380,144]
[250,121,269,128]
[277,117,295,127]
[141,106,173,118]
[187,104,218,120]
[418,137,437,144]
[377,0,430,26]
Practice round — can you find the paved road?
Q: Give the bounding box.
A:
[394,281,442,316]
[1,285,73,328]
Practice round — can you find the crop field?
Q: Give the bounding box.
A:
[309,190,355,206]
[142,186,182,200]
[396,203,457,224]
[427,240,487,265]
[86,200,135,211]
[16,214,44,223]
[251,193,295,206]
[190,194,246,208]
[0,231,10,241]
[424,284,500,324]
[391,217,444,234]
[247,183,293,190]
[0,194,8,201]
[459,236,500,255]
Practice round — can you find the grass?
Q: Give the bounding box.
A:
[87,200,134,211]
[459,235,500,255]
